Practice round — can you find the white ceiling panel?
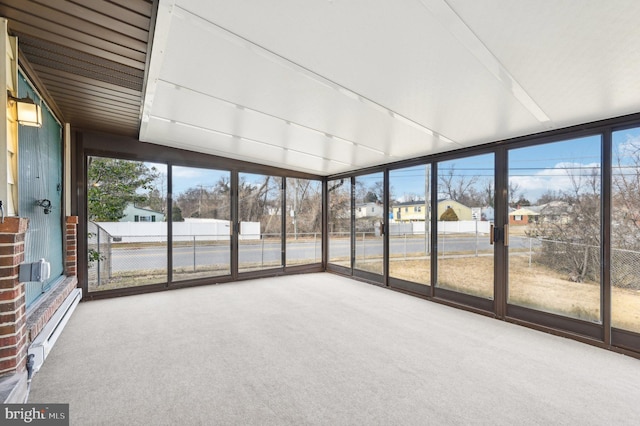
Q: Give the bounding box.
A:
[147,81,392,170]
[173,0,549,140]
[140,0,640,176]
[144,117,342,174]
[447,0,640,127]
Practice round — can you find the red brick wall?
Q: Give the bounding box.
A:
[26,216,79,346]
[0,218,29,377]
[65,216,78,277]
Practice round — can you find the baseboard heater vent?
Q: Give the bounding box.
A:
[28,288,82,374]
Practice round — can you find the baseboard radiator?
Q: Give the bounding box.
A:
[28,288,82,374]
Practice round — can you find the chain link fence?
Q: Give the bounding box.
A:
[87,221,112,289]
[510,236,640,290]
[88,224,640,291]
[88,230,322,288]
[611,247,640,290]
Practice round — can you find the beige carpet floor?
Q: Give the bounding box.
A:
[29,273,640,425]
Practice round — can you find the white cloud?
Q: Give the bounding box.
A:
[172,168,206,179]
[614,133,640,160]
[511,161,600,202]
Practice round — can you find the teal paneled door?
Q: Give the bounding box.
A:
[18,72,63,308]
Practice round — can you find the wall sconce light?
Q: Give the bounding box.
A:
[7,90,42,128]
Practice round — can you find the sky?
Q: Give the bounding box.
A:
[388,130,640,204]
[145,127,640,204]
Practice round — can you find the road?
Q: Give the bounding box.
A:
[106,235,539,273]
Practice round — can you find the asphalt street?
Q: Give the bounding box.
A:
[107,235,537,273]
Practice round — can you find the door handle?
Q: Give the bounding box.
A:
[379,221,385,236]
[504,224,509,247]
[489,223,494,245]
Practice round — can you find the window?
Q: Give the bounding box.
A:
[286,178,322,266]
[328,178,351,269]
[389,165,431,286]
[87,157,168,292]
[172,165,231,281]
[508,136,602,322]
[612,127,640,333]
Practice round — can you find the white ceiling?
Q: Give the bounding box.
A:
[140,0,640,176]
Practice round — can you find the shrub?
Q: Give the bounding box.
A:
[440,207,459,221]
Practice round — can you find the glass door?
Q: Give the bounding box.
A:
[507,136,602,337]
[435,154,495,309]
[286,178,322,267]
[171,166,231,281]
[328,178,352,273]
[238,173,283,273]
[611,127,640,349]
[389,164,431,294]
[354,172,384,282]
[86,157,168,292]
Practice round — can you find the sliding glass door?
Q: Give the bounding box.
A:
[611,127,640,336]
[86,157,168,292]
[506,136,602,335]
[389,165,431,291]
[286,178,322,266]
[354,172,384,282]
[171,166,231,281]
[435,154,495,305]
[328,178,352,272]
[238,173,283,273]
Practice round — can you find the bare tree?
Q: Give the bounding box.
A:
[531,164,601,283]
[482,179,495,208]
[508,181,522,207]
[438,164,481,206]
[287,178,322,239]
[328,179,350,234]
[536,189,563,205]
[613,137,640,241]
[611,137,640,289]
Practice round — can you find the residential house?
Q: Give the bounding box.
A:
[355,202,384,219]
[436,199,473,221]
[508,207,540,225]
[121,203,165,222]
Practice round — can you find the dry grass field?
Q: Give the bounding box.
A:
[383,255,640,333]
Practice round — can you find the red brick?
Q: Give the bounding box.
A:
[0,254,23,267]
[0,298,24,313]
[0,361,18,375]
[0,266,18,279]
[0,312,18,323]
[0,346,18,359]
[0,243,24,256]
[0,287,22,301]
[0,335,18,347]
[0,218,28,234]
[0,278,18,290]
[0,323,18,336]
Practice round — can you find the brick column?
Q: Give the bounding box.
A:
[65,216,78,277]
[0,217,29,377]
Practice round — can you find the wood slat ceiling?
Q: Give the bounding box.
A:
[0,0,155,137]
